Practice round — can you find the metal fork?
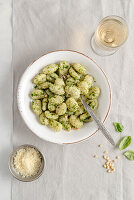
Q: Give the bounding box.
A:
[81,96,115,146]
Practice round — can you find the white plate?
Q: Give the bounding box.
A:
[17,50,111,144]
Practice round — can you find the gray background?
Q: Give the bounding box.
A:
[1,0,134,199]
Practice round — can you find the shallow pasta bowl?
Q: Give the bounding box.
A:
[17,50,111,144]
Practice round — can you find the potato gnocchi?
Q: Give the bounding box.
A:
[31,61,101,132]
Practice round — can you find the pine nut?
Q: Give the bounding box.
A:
[94,154,98,158]
[116,156,120,159]
[104,151,108,154]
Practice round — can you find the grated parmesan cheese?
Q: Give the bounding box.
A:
[13,147,41,177]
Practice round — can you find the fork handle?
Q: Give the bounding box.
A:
[82,99,115,146]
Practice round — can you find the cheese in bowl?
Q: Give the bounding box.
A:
[13,146,41,177]
[9,145,45,182]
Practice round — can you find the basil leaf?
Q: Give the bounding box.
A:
[114,122,124,132]
[119,136,131,150]
[124,151,134,161]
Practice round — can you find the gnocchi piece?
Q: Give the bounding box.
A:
[46,73,59,83]
[65,85,80,99]
[59,61,70,76]
[45,89,54,97]
[66,77,79,86]
[49,119,62,132]
[73,63,87,75]
[32,100,42,115]
[49,96,64,106]
[84,117,92,123]
[78,81,89,95]
[59,115,71,131]
[59,115,68,122]
[55,77,65,86]
[46,75,54,83]
[80,112,91,122]
[31,89,46,99]
[33,73,46,85]
[66,74,71,79]
[48,103,56,111]
[62,122,71,131]
[42,98,48,111]
[39,113,49,125]
[43,64,58,74]
[84,75,94,88]
[56,103,67,115]
[77,98,83,106]
[65,110,74,116]
[69,67,80,80]
[86,99,98,110]
[49,84,65,95]
[45,111,58,120]
[66,97,79,112]
[75,105,85,116]
[69,115,83,129]
[87,86,101,99]
[38,82,52,89]
[79,75,85,81]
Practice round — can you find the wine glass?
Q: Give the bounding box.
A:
[91,16,129,56]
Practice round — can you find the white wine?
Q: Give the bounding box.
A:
[94,16,128,52]
[97,19,128,48]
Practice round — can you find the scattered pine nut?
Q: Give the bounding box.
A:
[103,155,107,159]
[94,144,118,174]
[104,151,108,154]
[94,154,98,158]
[116,156,120,159]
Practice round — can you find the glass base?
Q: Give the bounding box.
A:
[90,34,118,56]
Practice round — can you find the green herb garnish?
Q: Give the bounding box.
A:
[34,85,38,88]
[124,151,134,161]
[119,136,131,150]
[88,102,91,106]
[114,122,124,132]
[72,104,77,109]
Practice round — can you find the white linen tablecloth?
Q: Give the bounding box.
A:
[0,0,12,199]
[11,0,134,199]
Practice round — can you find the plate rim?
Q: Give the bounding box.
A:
[17,50,111,145]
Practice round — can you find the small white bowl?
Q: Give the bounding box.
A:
[17,50,111,144]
